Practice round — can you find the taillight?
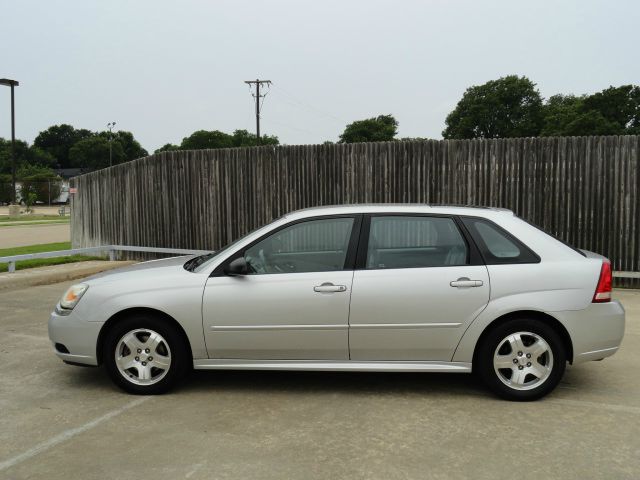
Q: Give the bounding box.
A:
[593,260,612,303]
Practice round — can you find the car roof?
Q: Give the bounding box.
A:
[285,204,514,220]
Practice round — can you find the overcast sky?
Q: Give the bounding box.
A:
[1,0,638,152]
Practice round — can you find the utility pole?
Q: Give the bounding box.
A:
[107,122,116,167]
[0,78,19,204]
[244,79,271,144]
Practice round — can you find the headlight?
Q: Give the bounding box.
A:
[58,284,89,312]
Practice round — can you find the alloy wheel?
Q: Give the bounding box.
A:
[115,328,172,386]
[493,331,554,391]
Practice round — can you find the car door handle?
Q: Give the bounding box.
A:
[450,277,484,288]
[314,282,347,293]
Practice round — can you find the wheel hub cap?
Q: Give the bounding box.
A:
[115,328,172,386]
[493,331,554,391]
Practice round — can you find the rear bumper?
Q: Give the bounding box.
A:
[48,310,102,366]
[550,300,625,363]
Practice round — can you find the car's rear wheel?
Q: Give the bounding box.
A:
[477,319,566,401]
[103,314,189,394]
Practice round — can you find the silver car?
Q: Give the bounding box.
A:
[48,205,625,400]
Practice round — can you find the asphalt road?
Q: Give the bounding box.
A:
[0,224,70,248]
[1,282,639,480]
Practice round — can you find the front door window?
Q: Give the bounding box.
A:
[244,217,355,274]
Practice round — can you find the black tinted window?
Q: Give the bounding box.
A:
[461,217,539,264]
[366,216,468,269]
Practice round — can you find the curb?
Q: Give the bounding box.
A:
[0,261,136,292]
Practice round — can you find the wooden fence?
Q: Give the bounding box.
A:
[70,135,640,284]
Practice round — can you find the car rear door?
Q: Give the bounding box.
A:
[348,214,490,361]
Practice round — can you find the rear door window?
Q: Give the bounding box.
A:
[366,216,468,269]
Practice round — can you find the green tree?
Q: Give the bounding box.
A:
[68,136,126,170]
[565,111,620,136]
[180,130,234,150]
[18,164,62,204]
[0,173,12,204]
[230,129,278,147]
[24,146,57,169]
[540,86,640,136]
[176,129,279,150]
[98,130,148,160]
[0,139,57,175]
[0,138,29,174]
[443,75,544,139]
[581,85,640,134]
[540,95,583,136]
[339,115,398,143]
[154,143,180,154]
[33,124,93,168]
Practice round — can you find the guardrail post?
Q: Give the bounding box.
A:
[8,261,15,273]
[108,249,116,261]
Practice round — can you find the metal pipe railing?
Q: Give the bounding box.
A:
[0,245,211,273]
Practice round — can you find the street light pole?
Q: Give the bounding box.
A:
[107,122,116,167]
[0,78,19,204]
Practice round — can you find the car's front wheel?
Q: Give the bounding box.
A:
[477,319,566,401]
[103,314,189,394]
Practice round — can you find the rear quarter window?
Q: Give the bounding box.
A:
[461,217,540,265]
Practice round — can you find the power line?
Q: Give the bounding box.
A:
[244,79,272,144]
[271,85,346,124]
[267,118,317,136]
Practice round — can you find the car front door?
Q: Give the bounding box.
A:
[202,215,360,360]
[348,214,490,361]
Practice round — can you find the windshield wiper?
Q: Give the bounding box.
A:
[183,252,216,272]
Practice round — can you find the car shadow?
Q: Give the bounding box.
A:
[55,363,486,398]
[58,362,591,400]
[181,369,489,399]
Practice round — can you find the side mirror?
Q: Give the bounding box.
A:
[224,257,249,276]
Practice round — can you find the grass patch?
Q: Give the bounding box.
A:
[0,220,70,227]
[0,242,72,256]
[0,242,105,272]
[0,215,70,223]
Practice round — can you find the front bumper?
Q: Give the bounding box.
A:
[551,300,625,363]
[48,309,103,366]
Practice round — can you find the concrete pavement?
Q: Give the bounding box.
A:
[0,283,638,480]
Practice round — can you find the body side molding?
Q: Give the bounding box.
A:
[193,359,472,372]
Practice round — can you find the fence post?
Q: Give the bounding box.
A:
[8,261,15,273]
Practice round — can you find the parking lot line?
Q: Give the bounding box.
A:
[0,397,150,473]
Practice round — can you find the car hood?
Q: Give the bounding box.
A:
[83,255,197,285]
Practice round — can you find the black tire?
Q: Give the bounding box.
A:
[103,314,190,395]
[476,318,566,401]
